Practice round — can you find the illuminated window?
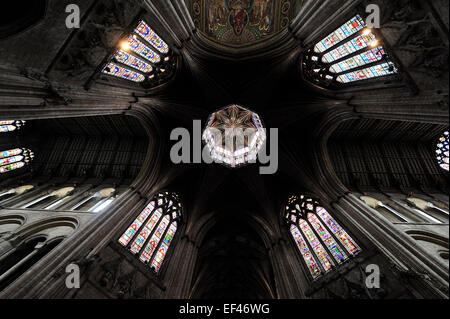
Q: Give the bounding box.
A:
[314,16,365,53]
[436,131,449,171]
[0,148,34,174]
[119,192,182,273]
[102,20,172,84]
[303,15,398,88]
[0,120,26,133]
[285,195,360,280]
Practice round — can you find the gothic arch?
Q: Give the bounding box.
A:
[189,212,278,299]
[0,215,26,235]
[406,230,449,248]
[10,216,78,245]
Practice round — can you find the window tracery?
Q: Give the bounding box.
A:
[285,195,360,280]
[119,192,182,273]
[0,120,26,133]
[101,20,175,87]
[0,148,34,174]
[303,15,398,89]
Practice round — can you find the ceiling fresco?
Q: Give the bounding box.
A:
[190,0,295,45]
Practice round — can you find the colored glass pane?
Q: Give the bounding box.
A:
[130,209,163,254]
[119,192,181,273]
[317,207,360,255]
[330,47,385,73]
[102,63,145,82]
[114,50,153,73]
[436,131,449,171]
[299,220,334,272]
[336,62,397,83]
[0,125,16,133]
[140,215,170,263]
[0,120,26,133]
[135,20,169,54]
[290,225,322,279]
[118,201,155,246]
[314,16,365,53]
[150,222,178,272]
[127,35,161,64]
[0,162,25,174]
[0,155,24,166]
[0,148,22,158]
[322,33,376,63]
[308,213,347,263]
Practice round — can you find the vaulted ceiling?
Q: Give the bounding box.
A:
[0,0,448,208]
[187,0,304,46]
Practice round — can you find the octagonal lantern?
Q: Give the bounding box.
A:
[202,104,266,168]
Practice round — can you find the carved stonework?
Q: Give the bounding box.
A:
[50,0,141,85]
[373,0,449,88]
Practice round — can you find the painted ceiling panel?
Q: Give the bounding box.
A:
[190,0,295,45]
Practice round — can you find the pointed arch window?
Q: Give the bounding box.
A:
[436,131,449,171]
[101,20,173,84]
[0,120,26,133]
[0,148,34,174]
[119,192,182,273]
[303,15,398,89]
[285,195,361,280]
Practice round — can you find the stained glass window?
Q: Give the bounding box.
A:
[102,20,172,83]
[316,207,361,255]
[135,20,169,54]
[0,148,34,174]
[113,50,153,73]
[290,225,322,279]
[285,195,360,280]
[102,63,146,82]
[436,131,449,171]
[314,15,365,53]
[126,35,161,64]
[322,33,376,63]
[336,62,397,83]
[118,192,182,273]
[304,15,398,88]
[0,120,26,133]
[330,47,385,73]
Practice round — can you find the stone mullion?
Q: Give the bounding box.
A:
[271,237,309,298]
[293,0,361,46]
[163,236,198,298]
[0,189,145,299]
[0,105,164,299]
[170,0,196,37]
[332,194,449,298]
[142,0,185,48]
[350,91,449,125]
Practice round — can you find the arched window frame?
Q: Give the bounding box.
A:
[284,195,361,281]
[0,148,34,174]
[301,14,400,90]
[98,18,177,89]
[118,191,183,276]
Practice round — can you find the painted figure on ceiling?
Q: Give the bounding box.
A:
[225,0,254,36]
